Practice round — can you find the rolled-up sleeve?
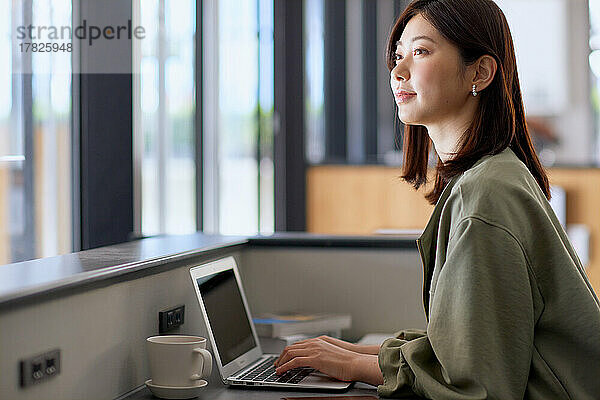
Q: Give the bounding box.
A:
[378,217,535,399]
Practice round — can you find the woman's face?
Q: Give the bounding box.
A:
[390,14,471,127]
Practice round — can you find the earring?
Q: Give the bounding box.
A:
[472,84,478,97]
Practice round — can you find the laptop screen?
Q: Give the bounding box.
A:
[196,269,257,365]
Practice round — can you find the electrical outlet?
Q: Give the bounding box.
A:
[159,304,185,334]
[20,349,61,388]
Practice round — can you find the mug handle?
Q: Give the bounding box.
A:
[191,348,212,380]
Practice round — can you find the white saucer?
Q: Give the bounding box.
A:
[145,379,208,399]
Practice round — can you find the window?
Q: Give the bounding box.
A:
[137,0,274,236]
[0,0,72,263]
[305,0,325,164]
[589,0,600,160]
[304,0,404,166]
[496,0,593,165]
[304,0,597,167]
[135,0,197,236]
[203,0,274,235]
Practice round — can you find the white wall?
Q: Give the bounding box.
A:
[240,247,426,340]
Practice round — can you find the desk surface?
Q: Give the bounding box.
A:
[121,335,425,400]
[123,381,388,400]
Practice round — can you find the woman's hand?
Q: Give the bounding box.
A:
[273,336,384,385]
[274,337,360,381]
[294,335,381,355]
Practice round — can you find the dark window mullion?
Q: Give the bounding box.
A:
[323,0,346,162]
[78,0,134,250]
[274,0,305,231]
[363,0,378,162]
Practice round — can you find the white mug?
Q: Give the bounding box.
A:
[146,335,213,387]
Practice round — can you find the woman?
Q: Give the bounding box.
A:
[274,0,600,398]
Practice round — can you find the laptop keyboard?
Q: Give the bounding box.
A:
[238,356,315,384]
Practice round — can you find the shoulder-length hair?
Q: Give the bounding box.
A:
[387,0,550,204]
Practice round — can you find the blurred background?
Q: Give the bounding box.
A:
[1,0,599,265]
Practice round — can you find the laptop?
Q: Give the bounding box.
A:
[189,256,352,390]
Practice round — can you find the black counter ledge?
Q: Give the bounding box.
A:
[0,232,419,311]
[0,233,247,310]
[248,231,419,249]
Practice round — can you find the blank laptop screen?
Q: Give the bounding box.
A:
[196,269,257,365]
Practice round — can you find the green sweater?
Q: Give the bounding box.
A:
[378,147,600,399]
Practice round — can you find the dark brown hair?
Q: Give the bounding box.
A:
[387,0,550,204]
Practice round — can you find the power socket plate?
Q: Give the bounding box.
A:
[159,304,185,334]
[20,348,61,388]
